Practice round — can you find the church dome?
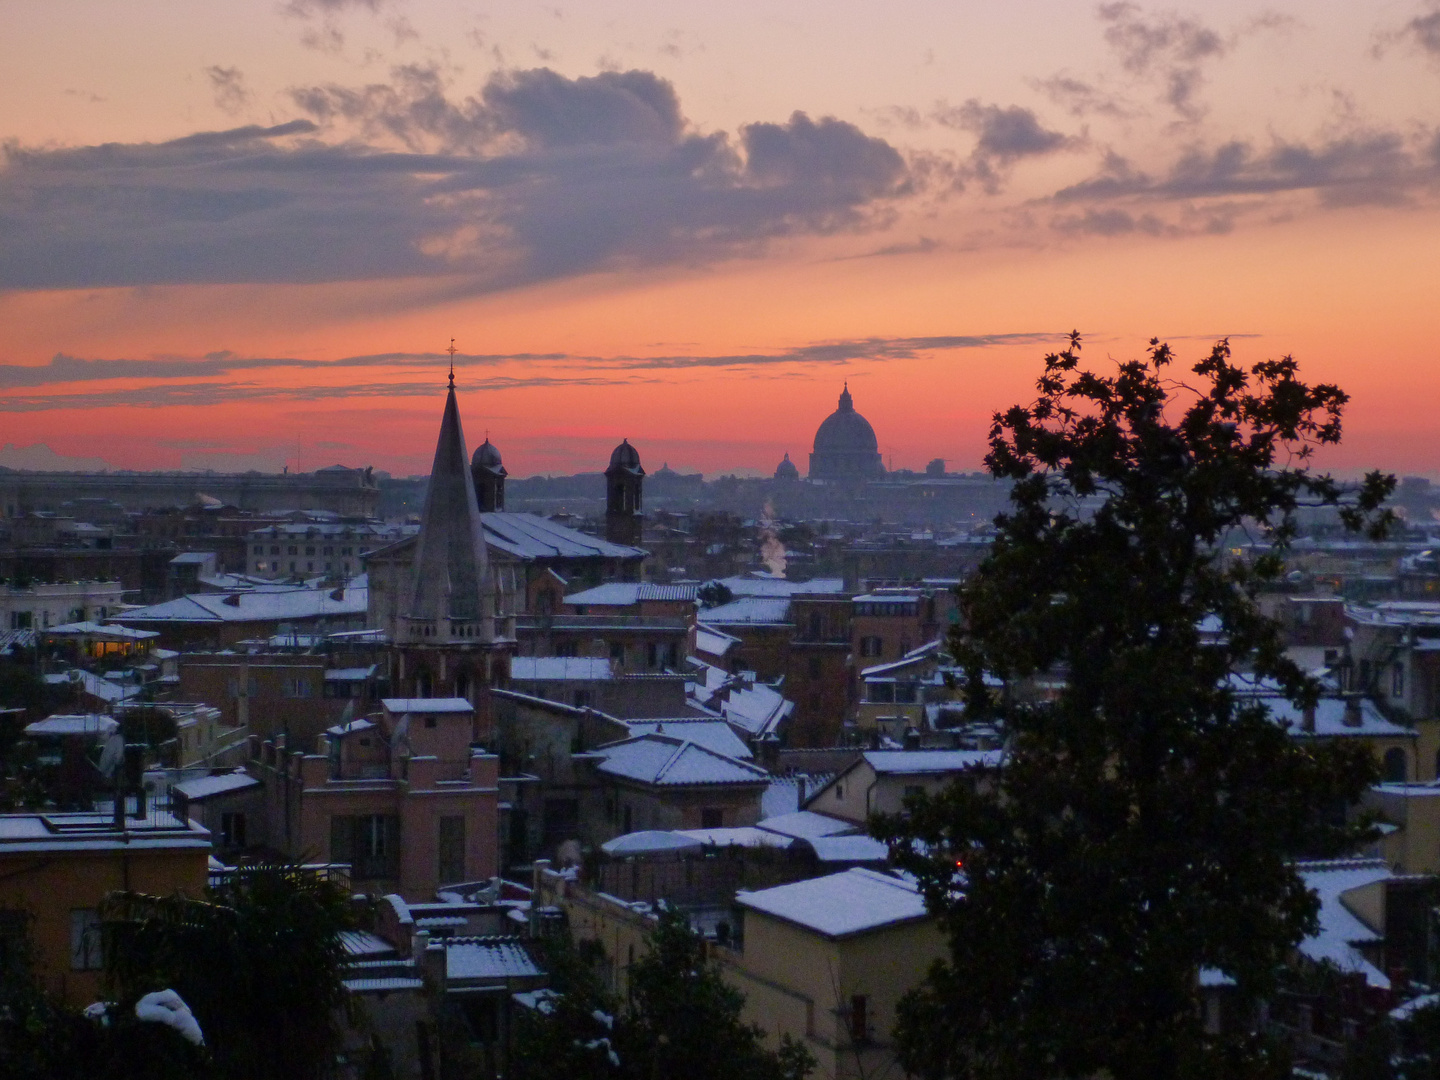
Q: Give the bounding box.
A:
[471,438,504,473]
[808,384,884,481]
[774,452,799,480]
[607,439,643,473]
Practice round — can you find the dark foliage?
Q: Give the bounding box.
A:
[698,581,736,608]
[100,862,354,1080]
[874,335,1393,1080]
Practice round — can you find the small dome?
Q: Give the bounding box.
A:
[608,439,643,471]
[471,438,504,472]
[774,453,800,480]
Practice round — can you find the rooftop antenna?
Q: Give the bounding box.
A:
[447,338,457,389]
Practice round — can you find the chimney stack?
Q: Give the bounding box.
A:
[1343,695,1363,728]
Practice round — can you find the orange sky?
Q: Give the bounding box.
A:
[2,1,1438,478]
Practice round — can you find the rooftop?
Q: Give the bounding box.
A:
[594,733,770,788]
[737,868,928,939]
[861,750,1003,775]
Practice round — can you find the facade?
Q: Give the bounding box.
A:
[251,698,500,900]
[851,587,957,668]
[785,595,854,746]
[805,749,1002,824]
[1,579,126,631]
[245,521,414,580]
[729,869,946,1080]
[0,808,211,1004]
[808,385,884,483]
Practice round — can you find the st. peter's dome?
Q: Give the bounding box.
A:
[808,384,884,481]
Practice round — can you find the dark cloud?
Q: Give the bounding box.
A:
[0,68,909,291]
[1056,132,1430,206]
[1033,75,1132,118]
[0,333,1056,410]
[283,0,387,16]
[206,66,249,115]
[1402,7,1440,55]
[1097,2,1227,119]
[932,100,1076,192]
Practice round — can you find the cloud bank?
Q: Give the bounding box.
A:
[0,67,908,292]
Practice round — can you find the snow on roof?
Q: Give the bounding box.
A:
[382,697,473,714]
[601,830,704,856]
[343,976,425,993]
[444,938,544,981]
[564,582,699,606]
[861,750,1003,775]
[73,670,141,704]
[327,717,377,737]
[861,640,944,677]
[481,511,646,561]
[737,868,929,938]
[594,734,770,787]
[340,930,396,957]
[758,810,857,840]
[721,684,793,737]
[675,827,795,849]
[24,714,118,737]
[510,656,614,681]
[45,621,159,640]
[716,575,845,597]
[806,835,891,863]
[695,627,738,658]
[1297,859,1393,989]
[325,666,376,681]
[701,597,792,626]
[623,719,753,760]
[110,584,367,624]
[172,771,260,801]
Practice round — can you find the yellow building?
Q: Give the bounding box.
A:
[0,808,212,1004]
[804,750,1002,825]
[729,869,945,1080]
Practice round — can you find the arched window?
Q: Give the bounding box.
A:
[1383,747,1408,784]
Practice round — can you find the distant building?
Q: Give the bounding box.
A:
[808,384,884,482]
[774,453,800,481]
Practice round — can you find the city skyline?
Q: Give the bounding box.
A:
[2,0,1439,478]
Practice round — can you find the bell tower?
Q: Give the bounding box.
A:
[605,439,644,547]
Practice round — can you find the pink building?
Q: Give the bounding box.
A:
[253,697,499,900]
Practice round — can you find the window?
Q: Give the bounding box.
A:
[331,814,401,879]
[285,677,313,699]
[868,683,894,704]
[809,612,823,639]
[1393,663,1406,697]
[808,656,823,679]
[622,804,633,833]
[850,995,869,1045]
[904,785,925,800]
[253,545,263,555]
[554,642,578,658]
[438,816,466,883]
[609,641,625,662]
[305,546,316,556]
[573,689,591,709]
[10,611,31,630]
[701,807,724,829]
[647,642,659,668]
[220,812,247,848]
[424,716,437,729]
[270,545,280,555]
[1384,748,1408,784]
[895,682,918,705]
[70,909,102,971]
[288,546,298,555]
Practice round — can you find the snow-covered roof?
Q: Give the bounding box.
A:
[806,835,891,863]
[382,697,473,714]
[1297,859,1392,989]
[172,771,260,801]
[623,719,753,760]
[327,717,377,737]
[721,684,794,738]
[737,868,929,939]
[758,810,857,840]
[1226,678,1416,738]
[109,584,367,624]
[695,626,739,658]
[482,511,647,561]
[510,657,614,681]
[564,582,699,607]
[716,575,845,597]
[594,733,770,788]
[861,750,1003,775]
[325,666,376,681]
[676,827,795,849]
[443,937,543,981]
[24,714,118,737]
[45,621,159,640]
[861,640,944,678]
[601,830,704,856]
[72,670,142,704]
[701,597,792,626]
[340,930,395,957]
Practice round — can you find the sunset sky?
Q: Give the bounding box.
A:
[2,0,1438,479]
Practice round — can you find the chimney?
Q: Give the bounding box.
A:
[1343,696,1363,728]
[1301,703,1316,734]
[903,726,921,750]
[222,593,241,607]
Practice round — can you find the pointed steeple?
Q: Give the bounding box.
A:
[404,375,493,640]
[838,382,853,412]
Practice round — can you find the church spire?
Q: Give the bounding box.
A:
[404,345,493,640]
[839,382,853,412]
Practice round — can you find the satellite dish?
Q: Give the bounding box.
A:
[391,713,411,750]
[97,730,125,779]
[337,699,355,726]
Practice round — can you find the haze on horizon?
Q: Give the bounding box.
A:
[2,0,1438,480]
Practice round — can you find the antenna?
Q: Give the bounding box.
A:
[447,338,457,388]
